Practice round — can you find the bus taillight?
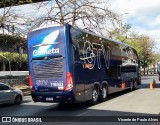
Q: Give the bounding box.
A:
[65,72,73,91]
[29,75,35,91]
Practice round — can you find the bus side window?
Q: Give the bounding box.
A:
[106,66,120,78]
[73,45,80,61]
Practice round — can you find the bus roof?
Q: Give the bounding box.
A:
[30,23,136,51]
[30,24,62,32]
[67,24,135,50]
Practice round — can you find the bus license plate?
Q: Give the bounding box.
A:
[46,97,53,101]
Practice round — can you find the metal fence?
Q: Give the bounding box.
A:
[0,75,29,87]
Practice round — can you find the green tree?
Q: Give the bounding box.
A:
[0,52,28,71]
[126,35,155,75]
[108,22,131,41]
[0,0,48,8]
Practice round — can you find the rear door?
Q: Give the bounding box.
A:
[28,26,66,92]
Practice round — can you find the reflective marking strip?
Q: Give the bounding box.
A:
[126,89,144,97]
[126,93,135,97]
[76,111,92,116]
[137,89,144,92]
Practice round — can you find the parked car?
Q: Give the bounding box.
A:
[0,83,23,105]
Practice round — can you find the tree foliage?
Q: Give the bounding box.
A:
[31,0,120,35]
[0,0,49,8]
[117,32,156,70]
[108,23,131,41]
[0,52,27,63]
[109,22,156,70]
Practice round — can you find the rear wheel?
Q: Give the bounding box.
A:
[90,86,99,105]
[130,81,134,91]
[134,80,138,89]
[14,95,22,105]
[99,85,108,101]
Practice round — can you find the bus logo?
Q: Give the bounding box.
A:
[33,48,59,56]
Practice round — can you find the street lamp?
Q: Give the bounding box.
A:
[0,54,11,75]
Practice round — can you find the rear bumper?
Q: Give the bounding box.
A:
[31,90,75,103]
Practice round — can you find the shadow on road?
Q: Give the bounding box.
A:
[28,89,145,116]
[138,83,160,89]
[0,87,160,125]
[0,104,13,108]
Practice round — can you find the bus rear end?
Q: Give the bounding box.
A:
[27,25,74,103]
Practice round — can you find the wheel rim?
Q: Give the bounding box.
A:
[134,81,137,88]
[102,87,107,98]
[130,82,133,89]
[93,89,98,102]
[16,96,22,104]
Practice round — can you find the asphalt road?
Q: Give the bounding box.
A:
[0,74,160,125]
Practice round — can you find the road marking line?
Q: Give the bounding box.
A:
[126,93,135,97]
[126,89,144,96]
[76,110,92,116]
[137,89,144,92]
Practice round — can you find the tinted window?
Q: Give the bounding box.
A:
[0,85,10,90]
[106,66,121,78]
[111,44,122,56]
[71,27,111,64]
[121,66,137,73]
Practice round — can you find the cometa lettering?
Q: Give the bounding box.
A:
[33,48,59,56]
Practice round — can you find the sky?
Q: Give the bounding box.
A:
[108,0,160,51]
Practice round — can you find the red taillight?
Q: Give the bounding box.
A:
[29,75,33,86]
[121,82,126,89]
[65,72,73,91]
[29,75,35,91]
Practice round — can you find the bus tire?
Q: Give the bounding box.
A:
[14,95,22,105]
[134,80,138,89]
[130,81,134,91]
[99,85,108,101]
[90,86,99,105]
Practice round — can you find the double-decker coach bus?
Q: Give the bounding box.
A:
[157,62,160,81]
[27,23,141,104]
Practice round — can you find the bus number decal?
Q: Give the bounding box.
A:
[50,81,63,87]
